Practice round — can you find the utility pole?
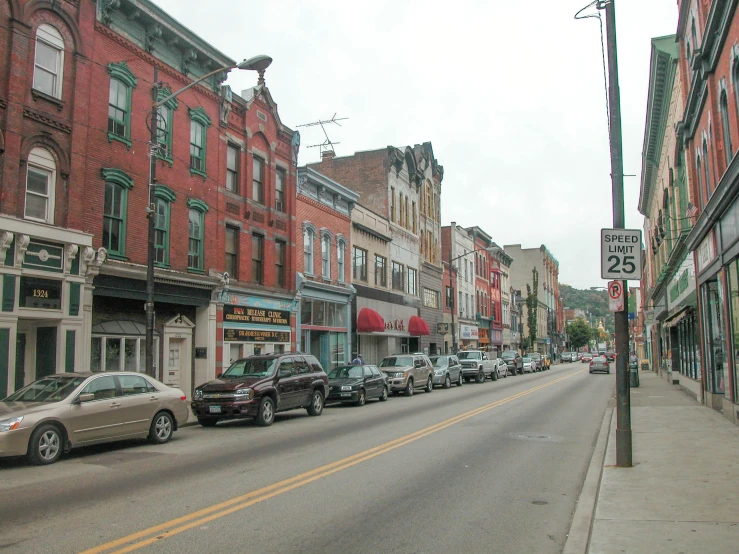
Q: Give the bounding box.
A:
[145,66,159,377]
[604,0,632,467]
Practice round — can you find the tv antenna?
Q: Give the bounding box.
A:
[296,113,348,155]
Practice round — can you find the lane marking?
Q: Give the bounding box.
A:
[81,370,583,554]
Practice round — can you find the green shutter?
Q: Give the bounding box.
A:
[69,283,80,316]
[2,274,15,312]
[0,328,8,396]
[65,330,75,372]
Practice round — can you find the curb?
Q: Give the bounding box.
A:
[563,406,613,554]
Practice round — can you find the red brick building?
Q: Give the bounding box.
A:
[0,0,299,396]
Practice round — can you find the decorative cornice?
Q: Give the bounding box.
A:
[107,61,138,88]
[101,167,134,189]
[189,106,212,127]
[187,198,209,213]
[153,184,176,202]
[22,108,72,133]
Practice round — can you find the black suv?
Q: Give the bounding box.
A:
[191,353,329,427]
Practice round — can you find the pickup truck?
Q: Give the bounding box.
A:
[457,351,498,383]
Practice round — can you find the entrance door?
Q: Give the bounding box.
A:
[15,333,26,391]
[165,338,184,388]
[229,344,242,366]
[36,327,57,378]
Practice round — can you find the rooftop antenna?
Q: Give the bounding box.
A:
[296,113,348,155]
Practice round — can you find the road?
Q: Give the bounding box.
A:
[0,361,613,554]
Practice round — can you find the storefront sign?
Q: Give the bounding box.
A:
[221,293,293,312]
[436,323,449,335]
[356,297,417,336]
[385,318,406,331]
[224,305,290,326]
[460,324,479,340]
[19,277,61,309]
[224,329,290,342]
[696,231,716,273]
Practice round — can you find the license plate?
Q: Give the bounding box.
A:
[209,405,222,414]
[341,393,351,397]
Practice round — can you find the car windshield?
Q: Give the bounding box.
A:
[223,358,278,378]
[457,352,481,360]
[593,357,607,362]
[328,366,364,379]
[380,356,413,368]
[429,356,448,368]
[528,353,541,359]
[500,352,516,359]
[4,376,86,403]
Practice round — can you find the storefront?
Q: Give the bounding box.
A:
[459,323,479,350]
[296,274,353,372]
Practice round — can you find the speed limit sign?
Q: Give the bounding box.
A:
[601,228,643,280]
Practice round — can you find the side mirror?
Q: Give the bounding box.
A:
[77,393,95,403]
[279,370,292,379]
[216,372,223,379]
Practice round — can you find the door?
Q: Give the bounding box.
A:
[275,357,298,409]
[117,374,161,436]
[165,338,184,388]
[364,365,379,398]
[293,356,313,407]
[66,375,123,444]
[36,327,57,378]
[15,333,26,391]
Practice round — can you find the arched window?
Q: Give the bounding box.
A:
[33,24,64,99]
[720,89,733,166]
[153,185,176,267]
[321,233,331,278]
[187,199,209,272]
[691,17,697,50]
[703,138,711,196]
[101,168,134,257]
[107,62,137,147]
[303,227,315,275]
[337,239,346,283]
[25,147,56,223]
[733,60,739,146]
[696,153,705,206]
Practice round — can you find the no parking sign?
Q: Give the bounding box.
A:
[608,281,624,312]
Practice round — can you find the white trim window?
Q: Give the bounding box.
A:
[337,240,346,282]
[24,147,56,223]
[321,234,331,278]
[33,24,64,99]
[90,335,159,373]
[303,227,315,275]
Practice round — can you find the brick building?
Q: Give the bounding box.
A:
[0,0,299,396]
[441,223,477,351]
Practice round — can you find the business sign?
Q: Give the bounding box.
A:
[601,229,643,280]
[436,323,449,335]
[608,280,624,312]
[224,329,290,342]
[224,305,290,326]
[460,324,479,340]
[696,231,717,274]
[19,277,62,310]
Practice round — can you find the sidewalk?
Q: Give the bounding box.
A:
[565,370,739,554]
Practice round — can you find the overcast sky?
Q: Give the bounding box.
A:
[155,0,678,290]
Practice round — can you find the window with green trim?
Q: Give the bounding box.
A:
[187,198,209,272]
[156,88,177,165]
[189,108,211,177]
[107,63,137,147]
[101,168,133,258]
[154,198,170,266]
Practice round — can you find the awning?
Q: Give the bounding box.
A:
[408,315,430,336]
[357,308,385,333]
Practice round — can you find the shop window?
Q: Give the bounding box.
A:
[702,278,728,396]
[90,333,159,373]
[729,260,739,400]
[33,24,64,99]
[101,168,133,258]
[25,148,56,224]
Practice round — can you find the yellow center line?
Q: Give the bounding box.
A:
[81,369,583,554]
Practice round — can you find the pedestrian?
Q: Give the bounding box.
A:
[351,354,363,365]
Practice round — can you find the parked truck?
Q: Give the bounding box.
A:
[457,350,498,382]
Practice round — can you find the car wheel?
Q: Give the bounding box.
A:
[256,396,275,426]
[149,411,174,444]
[308,390,324,416]
[607,369,611,374]
[379,386,389,401]
[457,372,464,386]
[476,370,485,384]
[589,370,593,374]
[492,369,498,381]
[356,389,366,407]
[405,378,414,397]
[425,376,433,393]
[197,418,219,427]
[503,369,507,378]
[27,424,63,466]
[443,374,451,389]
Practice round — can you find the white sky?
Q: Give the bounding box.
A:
[154,0,678,289]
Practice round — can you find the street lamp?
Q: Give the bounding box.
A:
[144,55,273,377]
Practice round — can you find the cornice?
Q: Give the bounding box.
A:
[23,107,72,133]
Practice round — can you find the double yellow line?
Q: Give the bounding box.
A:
[82,370,581,554]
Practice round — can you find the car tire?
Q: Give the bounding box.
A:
[607,369,611,374]
[149,411,174,444]
[425,376,433,393]
[379,386,389,401]
[256,396,275,426]
[307,390,324,416]
[27,424,63,466]
[503,369,507,378]
[492,369,498,381]
[405,378,414,397]
[356,389,366,407]
[457,372,464,386]
[476,370,485,384]
[443,374,451,389]
[197,418,219,427]
[589,370,593,374]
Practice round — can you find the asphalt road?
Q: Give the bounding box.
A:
[0,361,613,554]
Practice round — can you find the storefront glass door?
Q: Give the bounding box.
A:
[702,278,728,396]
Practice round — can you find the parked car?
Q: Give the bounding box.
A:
[561,352,575,363]
[326,365,388,406]
[493,358,509,379]
[0,372,188,465]
[589,356,611,374]
[457,350,498,382]
[379,354,434,396]
[605,352,616,362]
[581,352,593,363]
[500,350,523,375]
[522,357,536,373]
[192,353,328,427]
[526,352,543,371]
[429,355,463,388]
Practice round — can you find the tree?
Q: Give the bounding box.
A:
[567,319,592,350]
[525,268,539,352]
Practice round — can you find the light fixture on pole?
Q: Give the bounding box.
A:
[144,55,272,377]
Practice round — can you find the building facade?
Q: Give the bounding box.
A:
[441,222,477,351]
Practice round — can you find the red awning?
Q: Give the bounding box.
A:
[357,308,385,333]
[408,315,430,336]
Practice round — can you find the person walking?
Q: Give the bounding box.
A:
[351,354,364,365]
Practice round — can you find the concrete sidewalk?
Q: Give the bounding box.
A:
[565,370,739,554]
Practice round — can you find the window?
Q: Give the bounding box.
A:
[407,267,417,296]
[187,199,208,272]
[321,234,331,278]
[119,374,156,396]
[101,168,133,258]
[446,286,453,308]
[337,240,346,282]
[107,62,137,146]
[412,201,417,233]
[275,168,285,212]
[91,333,159,373]
[464,259,468,281]
[458,291,463,316]
[405,196,409,229]
[253,156,264,204]
[225,226,239,280]
[226,144,239,193]
[691,16,697,50]
[275,240,286,288]
[33,25,64,99]
[391,261,404,292]
[189,107,210,177]
[721,90,733,166]
[696,154,705,206]
[734,61,739,146]
[424,288,440,308]
[703,139,711,196]
[375,255,387,287]
[398,193,404,226]
[353,247,367,281]
[303,228,315,275]
[24,148,56,224]
[251,234,264,284]
[153,186,175,266]
[391,187,396,222]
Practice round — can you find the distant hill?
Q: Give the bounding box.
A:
[560,284,614,333]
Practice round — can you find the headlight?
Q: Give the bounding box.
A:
[395,372,406,378]
[234,388,253,400]
[341,385,353,391]
[434,369,444,374]
[193,389,203,399]
[0,416,23,432]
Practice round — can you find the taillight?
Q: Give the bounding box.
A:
[180,395,187,401]
[590,362,593,366]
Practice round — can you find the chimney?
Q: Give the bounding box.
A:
[321,149,335,163]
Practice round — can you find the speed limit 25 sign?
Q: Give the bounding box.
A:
[601,228,643,280]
